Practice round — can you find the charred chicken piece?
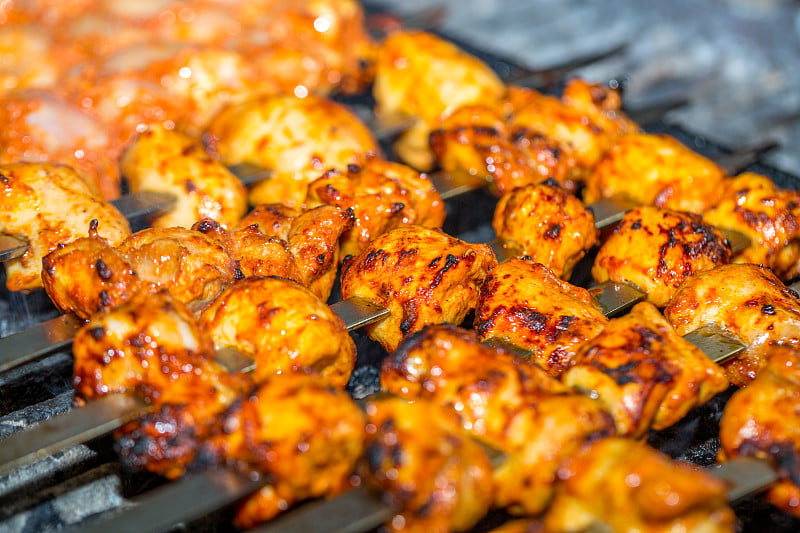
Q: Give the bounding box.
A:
[361,396,494,533]
[382,325,615,515]
[306,156,445,257]
[592,206,731,307]
[704,172,800,280]
[665,263,800,387]
[203,93,379,208]
[43,225,238,319]
[719,346,800,519]
[373,30,505,171]
[474,259,608,377]
[584,133,727,214]
[74,289,250,478]
[120,125,247,229]
[195,203,352,301]
[429,104,580,195]
[199,276,356,389]
[492,182,597,279]
[545,437,735,533]
[562,302,729,438]
[506,79,638,178]
[0,90,120,199]
[340,226,497,352]
[0,162,130,292]
[202,373,366,529]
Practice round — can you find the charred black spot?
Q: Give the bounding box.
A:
[430,254,459,290]
[184,180,198,193]
[398,248,418,263]
[234,267,245,280]
[316,253,327,265]
[0,172,8,183]
[544,223,562,240]
[512,307,547,334]
[540,178,560,188]
[762,304,776,315]
[399,300,419,335]
[347,163,361,173]
[89,327,105,341]
[554,315,576,331]
[99,290,111,307]
[631,220,642,230]
[194,219,221,233]
[89,219,99,232]
[95,259,112,280]
[428,256,441,269]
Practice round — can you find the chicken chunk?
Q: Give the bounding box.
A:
[562,302,729,437]
[592,206,731,307]
[361,396,494,533]
[340,226,497,352]
[199,276,356,388]
[42,233,140,320]
[202,373,366,529]
[43,225,238,318]
[0,24,61,91]
[0,162,130,292]
[306,156,445,257]
[116,226,238,310]
[0,90,120,199]
[704,172,800,280]
[194,203,352,300]
[373,30,505,170]
[429,104,580,195]
[492,182,597,279]
[719,346,800,519]
[545,438,735,533]
[474,259,608,377]
[506,79,638,178]
[664,263,800,386]
[120,125,248,229]
[382,325,616,515]
[203,93,379,207]
[584,133,727,213]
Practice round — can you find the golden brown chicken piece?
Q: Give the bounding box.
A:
[74,289,250,478]
[306,156,446,257]
[199,276,356,388]
[373,30,505,171]
[194,203,352,300]
[116,226,238,310]
[474,259,608,377]
[42,225,238,318]
[664,263,800,386]
[719,346,800,519]
[562,302,729,438]
[120,125,248,229]
[0,90,120,199]
[0,162,130,292]
[361,396,495,533]
[382,325,616,515]
[202,373,366,529]
[506,79,638,177]
[340,226,497,352]
[584,133,727,213]
[704,172,800,280]
[429,104,580,195]
[493,182,597,279]
[593,206,731,307]
[545,437,735,533]
[42,233,140,320]
[204,93,379,207]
